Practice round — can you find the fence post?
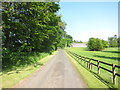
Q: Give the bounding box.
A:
[87,61,89,68]
[84,57,86,64]
[112,64,116,84]
[97,60,100,74]
[91,63,93,70]
[89,59,91,70]
[79,56,81,61]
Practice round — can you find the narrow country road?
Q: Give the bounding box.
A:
[14,50,87,88]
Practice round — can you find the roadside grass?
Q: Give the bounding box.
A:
[65,52,108,88]
[66,47,119,88]
[1,51,58,88]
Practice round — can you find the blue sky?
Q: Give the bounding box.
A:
[58,2,118,42]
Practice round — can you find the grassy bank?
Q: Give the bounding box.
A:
[65,52,108,88]
[66,47,119,88]
[1,51,57,88]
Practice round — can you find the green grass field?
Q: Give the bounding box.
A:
[66,47,120,88]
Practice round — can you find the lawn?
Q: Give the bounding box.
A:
[66,47,120,88]
[67,47,119,65]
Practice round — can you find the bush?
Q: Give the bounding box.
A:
[101,40,109,48]
[108,35,118,47]
[87,38,103,51]
[2,48,49,70]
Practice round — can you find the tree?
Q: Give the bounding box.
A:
[101,40,109,48]
[87,37,103,51]
[57,34,73,48]
[73,40,82,43]
[2,2,67,69]
[108,35,118,47]
[2,2,65,52]
[66,34,73,47]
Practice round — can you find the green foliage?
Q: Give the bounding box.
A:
[88,35,118,51]
[58,38,67,48]
[2,2,73,70]
[101,40,109,48]
[57,33,73,48]
[66,34,73,47]
[2,47,49,70]
[108,35,118,47]
[87,37,103,51]
[118,37,120,47]
[73,40,83,43]
[2,2,63,52]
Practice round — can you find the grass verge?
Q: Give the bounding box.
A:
[66,47,119,88]
[1,51,58,88]
[65,51,109,88]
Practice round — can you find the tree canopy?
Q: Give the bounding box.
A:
[2,2,73,69]
[87,37,107,51]
[2,2,72,52]
[108,35,118,47]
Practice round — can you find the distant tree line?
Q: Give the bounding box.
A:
[73,40,83,43]
[58,33,73,48]
[87,35,119,51]
[2,2,72,69]
[108,35,118,47]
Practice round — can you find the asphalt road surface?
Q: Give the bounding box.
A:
[15,50,87,88]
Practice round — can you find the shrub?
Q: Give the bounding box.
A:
[108,35,118,47]
[87,37,103,51]
[101,40,109,48]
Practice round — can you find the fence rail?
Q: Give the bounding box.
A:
[66,49,120,85]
